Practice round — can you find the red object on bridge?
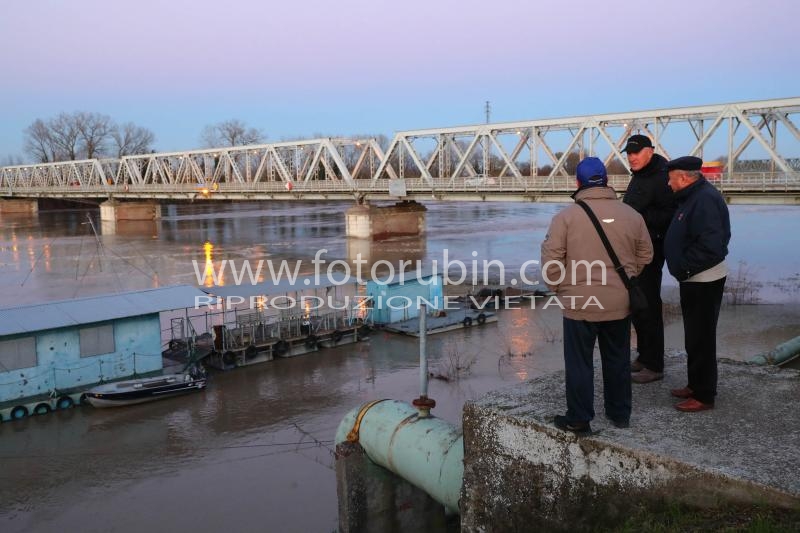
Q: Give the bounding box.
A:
[701,161,724,181]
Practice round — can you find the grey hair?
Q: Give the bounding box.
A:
[678,170,703,180]
[686,170,703,180]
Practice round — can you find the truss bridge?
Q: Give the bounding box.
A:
[2,97,799,205]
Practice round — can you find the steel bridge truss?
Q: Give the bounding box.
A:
[0,138,389,191]
[373,97,800,187]
[1,98,798,198]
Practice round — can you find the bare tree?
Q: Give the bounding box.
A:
[374,133,390,151]
[201,119,264,147]
[75,111,113,159]
[606,158,629,175]
[23,119,58,163]
[48,112,82,160]
[23,113,155,162]
[111,122,155,157]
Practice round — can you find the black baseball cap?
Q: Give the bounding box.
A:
[621,134,654,154]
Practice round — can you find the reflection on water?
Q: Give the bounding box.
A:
[100,219,159,237]
[0,201,799,532]
[202,240,216,287]
[346,235,427,271]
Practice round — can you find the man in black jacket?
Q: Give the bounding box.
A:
[621,135,676,383]
[664,156,730,412]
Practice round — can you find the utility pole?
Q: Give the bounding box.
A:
[483,101,491,177]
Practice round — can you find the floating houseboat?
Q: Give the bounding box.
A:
[0,285,211,421]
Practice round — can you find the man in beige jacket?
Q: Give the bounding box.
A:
[541,157,653,434]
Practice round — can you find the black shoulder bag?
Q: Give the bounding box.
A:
[575,200,649,316]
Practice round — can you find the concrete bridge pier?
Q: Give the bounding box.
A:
[0,199,38,215]
[99,199,161,222]
[345,201,426,240]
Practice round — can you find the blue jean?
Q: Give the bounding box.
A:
[563,316,632,424]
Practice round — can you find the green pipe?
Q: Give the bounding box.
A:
[335,399,463,513]
[749,335,800,366]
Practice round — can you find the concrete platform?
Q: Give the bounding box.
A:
[461,355,800,531]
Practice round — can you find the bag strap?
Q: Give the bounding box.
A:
[575,200,632,289]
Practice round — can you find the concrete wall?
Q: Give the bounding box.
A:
[461,403,800,531]
[346,201,426,240]
[0,314,163,403]
[460,361,800,531]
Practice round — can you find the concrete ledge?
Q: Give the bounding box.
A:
[461,356,800,531]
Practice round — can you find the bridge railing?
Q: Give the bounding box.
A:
[2,172,798,197]
[716,172,800,192]
[356,175,635,192]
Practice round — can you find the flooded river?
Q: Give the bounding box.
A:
[0,201,798,532]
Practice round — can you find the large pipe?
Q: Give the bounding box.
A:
[335,399,463,513]
[749,335,800,366]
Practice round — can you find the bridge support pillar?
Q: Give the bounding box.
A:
[0,199,38,215]
[346,201,426,240]
[100,199,161,222]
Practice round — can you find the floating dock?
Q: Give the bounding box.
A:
[381,309,497,336]
[170,310,370,371]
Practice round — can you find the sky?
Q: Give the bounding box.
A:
[1,0,799,162]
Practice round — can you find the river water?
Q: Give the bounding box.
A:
[0,200,799,532]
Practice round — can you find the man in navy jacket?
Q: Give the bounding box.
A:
[664,156,731,412]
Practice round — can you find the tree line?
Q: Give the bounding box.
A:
[24,112,155,163]
[17,114,271,165]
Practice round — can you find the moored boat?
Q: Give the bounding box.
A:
[84,367,207,408]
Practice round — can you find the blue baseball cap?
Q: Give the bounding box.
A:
[576,157,608,188]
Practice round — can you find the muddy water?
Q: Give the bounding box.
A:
[0,201,799,532]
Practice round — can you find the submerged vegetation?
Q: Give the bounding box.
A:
[430,340,477,382]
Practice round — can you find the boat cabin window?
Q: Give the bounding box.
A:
[79,324,116,357]
[0,337,37,371]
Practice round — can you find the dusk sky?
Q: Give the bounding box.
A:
[2,0,798,162]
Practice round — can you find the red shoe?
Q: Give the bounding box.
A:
[670,387,693,399]
[675,398,713,412]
